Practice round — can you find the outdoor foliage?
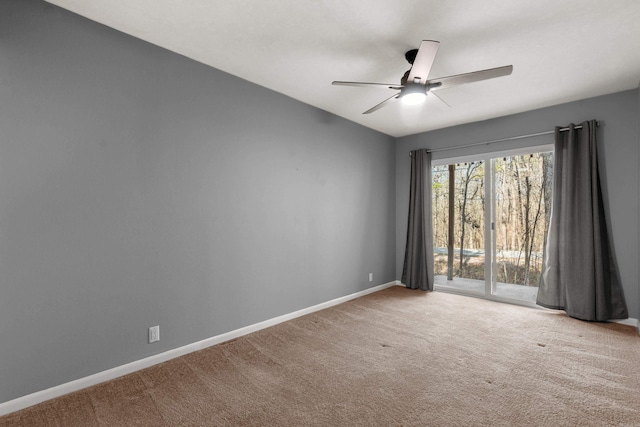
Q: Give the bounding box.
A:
[432,152,552,286]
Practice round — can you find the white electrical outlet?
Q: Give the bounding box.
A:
[369,273,373,282]
[149,325,160,343]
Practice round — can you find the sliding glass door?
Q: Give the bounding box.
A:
[432,146,553,304]
[432,160,487,296]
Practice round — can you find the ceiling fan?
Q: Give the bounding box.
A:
[332,40,513,114]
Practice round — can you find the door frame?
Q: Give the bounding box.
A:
[432,144,554,308]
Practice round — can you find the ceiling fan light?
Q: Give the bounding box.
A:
[402,91,427,106]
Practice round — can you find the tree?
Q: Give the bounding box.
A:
[458,162,481,276]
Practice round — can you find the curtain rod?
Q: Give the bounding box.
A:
[412,121,599,155]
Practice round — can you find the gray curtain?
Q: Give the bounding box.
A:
[402,149,434,291]
[537,120,628,321]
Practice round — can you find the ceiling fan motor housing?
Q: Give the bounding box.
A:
[405,49,419,64]
[401,83,427,96]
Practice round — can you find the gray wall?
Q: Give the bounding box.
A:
[396,90,640,319]
[0,0,396,404]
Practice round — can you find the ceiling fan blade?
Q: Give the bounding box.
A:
[332,81,402,90]
[363,93,400,114]
[428,65,513,90]
[407,40,440,84]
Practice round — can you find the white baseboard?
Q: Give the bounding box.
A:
[0,280,400,417]
[610,317,639,328]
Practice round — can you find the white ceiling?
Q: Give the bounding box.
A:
[45,0,640,137]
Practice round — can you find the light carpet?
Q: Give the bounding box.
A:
[2,286,639,426]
